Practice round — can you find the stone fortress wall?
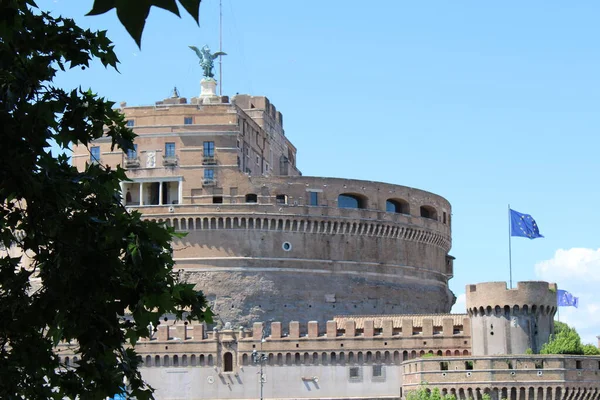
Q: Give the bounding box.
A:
[140,175,455,326]
[55,306,600,400]
[57,315,472,400]
[402,355,600,400]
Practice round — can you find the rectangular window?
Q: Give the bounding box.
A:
[126,120,134,127]
[203,141,215,157]
[165,142,176,158]
[236,139,240,149]
[535,360,543,369]
[276,195,288,205]
[465,361,474,370]
[184,117,193,125]
[309,192,318,206]
[126,144,137,158]
[212,196,223,204]
[256,155,260,164]
[204,169,214,181]
[349,367,360,378]
[90,146,100,162]
[372,365,383,377]
[576,360,582,369]
[440,362,449,371]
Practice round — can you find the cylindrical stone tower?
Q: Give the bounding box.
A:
[466,281,557,355]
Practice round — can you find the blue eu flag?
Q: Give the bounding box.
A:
[557,289,579,308]
[510,209,543,239]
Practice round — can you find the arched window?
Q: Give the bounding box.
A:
[338,193,367,209]
[386,198,409,214]
[420,205,438,220]
[245,193,257,203]
[223,352,233,372]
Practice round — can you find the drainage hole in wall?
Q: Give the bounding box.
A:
[282,242,292,251]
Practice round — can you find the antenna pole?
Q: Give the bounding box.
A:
[219,0,223,96]
[508,204,513,289]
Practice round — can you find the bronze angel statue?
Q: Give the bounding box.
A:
[189,45,227,79]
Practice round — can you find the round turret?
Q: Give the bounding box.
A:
[466,281,557,355]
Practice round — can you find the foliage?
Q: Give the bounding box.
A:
[583,344,600,356]
[87,0,202,47]
[540,321,584,355]
[0,1,211,399]
[525,348,533,355]
[406,386,457,400]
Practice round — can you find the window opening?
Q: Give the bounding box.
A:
[184,117,193,125]
[420,206,438,220]
[245,194,257,203]
[309,192,318,206]
[276,194,288,205]
[338,194,366,209]
[386,199,409,214]
[165,142,176,158]
[373,365,383,377]
[126,144,137,159]
[90,146,100,163]
[203,141,215,157]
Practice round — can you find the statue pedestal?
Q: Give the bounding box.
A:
[200,78,220,104]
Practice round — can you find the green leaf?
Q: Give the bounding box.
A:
[152,0,181,16]
[178,0,201,24]
[115,1,151,48]
[86,0,117,16]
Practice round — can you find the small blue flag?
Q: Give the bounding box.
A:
[557,289,579,308]
[510,209,543,239]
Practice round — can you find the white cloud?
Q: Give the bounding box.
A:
[535,248,600,282]
[535,248,600,345]
[451,293,466,314]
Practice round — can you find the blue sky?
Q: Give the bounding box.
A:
[40,1,600,344]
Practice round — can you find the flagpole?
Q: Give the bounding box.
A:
[508,204,513,289]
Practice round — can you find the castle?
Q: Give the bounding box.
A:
[66,88,600,399]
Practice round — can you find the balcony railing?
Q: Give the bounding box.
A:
[124,156,140,168]
[202,156,216,165]
[202,178,216,186]
[163,156,178,166]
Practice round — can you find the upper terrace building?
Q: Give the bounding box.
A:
[72,91,455,327]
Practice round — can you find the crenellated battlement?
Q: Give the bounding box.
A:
[466,281,558,355]
[136,315,471,343]
[466,281,558,314]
